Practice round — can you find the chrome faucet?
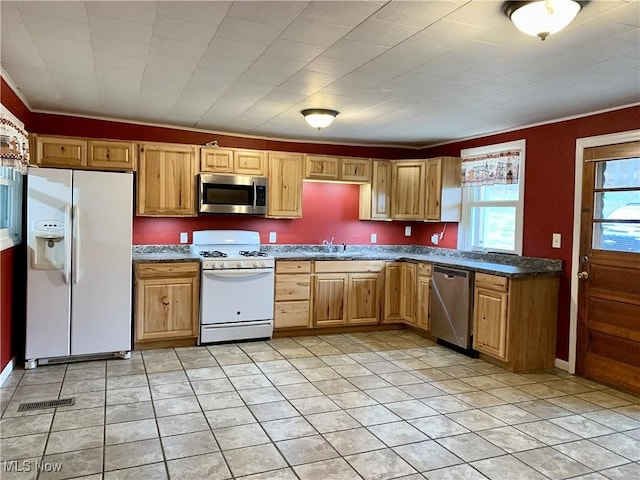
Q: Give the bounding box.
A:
[322,237,335,253]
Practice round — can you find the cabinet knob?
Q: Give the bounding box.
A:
[577,271,589,280]
[161,296,170,307]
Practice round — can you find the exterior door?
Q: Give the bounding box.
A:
[577,140,640,394]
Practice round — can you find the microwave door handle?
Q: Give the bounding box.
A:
[253,182,257,210]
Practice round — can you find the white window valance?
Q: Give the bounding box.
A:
[1,104,29,174]
[461,149,521,187]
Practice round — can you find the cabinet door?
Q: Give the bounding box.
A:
[417,275,431,331]
[360,160,392,220]
[384,262,403,322]
[401,263,417,324]
[348,273,382,324]
[314,274,348,326]
[36,136,86,168]
[305,155,339,180]
[391,161,426,219]
[234,149,265,176]
[473,288,508,360]
[267,152,303,218]
[424,158,442,221]
[136,278,199,342]
[200,148,234,173]
[88,140,136,170]
[341,158,371,183]
[138,144,197,216]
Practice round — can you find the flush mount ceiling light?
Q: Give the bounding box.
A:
[301,109,339,130]
[503,0,585,41]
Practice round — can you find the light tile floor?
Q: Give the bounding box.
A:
[1,330,639,480]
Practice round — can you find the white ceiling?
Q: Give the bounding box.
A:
[1,1,638,147]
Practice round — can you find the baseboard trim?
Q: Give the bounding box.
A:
[0,357,15,387]
[555,358,570,372]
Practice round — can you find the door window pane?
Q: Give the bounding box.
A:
[596,157,640,189]
[470,206,516,252]
[594,222,640,253]
[593,191,640,219]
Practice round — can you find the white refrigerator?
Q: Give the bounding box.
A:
[25,167,133,367]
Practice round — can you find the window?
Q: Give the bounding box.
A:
[0,166,23,250]
[1,104,29,251]
[458,140,526,255]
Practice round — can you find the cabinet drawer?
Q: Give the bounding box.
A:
[275,275,311,301]
[418,263,432,276]
[136,262,199,279]
[276,261,312,274]
[314,261,384,273]
[274,301,310,329]
[475,273,509,292]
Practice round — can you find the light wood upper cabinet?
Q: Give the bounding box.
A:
[87,140,136,170]
[137,143,198,217]
[267,152,303,218]
[200,147,265,176]
[360,160,392,220]
[425,156,462,222]
[235,149,265,176]
[391,161,426,220]
[200,148,234,173]
[33,135,136,171]
[314,274,348,326]
[34,136,86,168]
[134,262,199,347]
[305,155,371,183]
[341,158,371,182]
[305,155,340,180]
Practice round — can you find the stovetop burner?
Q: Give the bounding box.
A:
[199,250,227,258]
[239,250,268,257]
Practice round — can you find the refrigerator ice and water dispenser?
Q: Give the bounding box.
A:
[31,219,65,270]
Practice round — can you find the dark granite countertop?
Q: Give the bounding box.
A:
[132,245,199,263]
[131,244,563,278]
[265,245,563,278]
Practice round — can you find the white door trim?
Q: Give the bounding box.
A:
[569,129,640,374]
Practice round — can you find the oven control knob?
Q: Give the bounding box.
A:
[253,261,262,268]
[216,261,226,269]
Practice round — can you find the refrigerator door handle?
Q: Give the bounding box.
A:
[63,204,72,284]
[73,205,80,284]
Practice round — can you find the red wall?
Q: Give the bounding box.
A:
[421,105,640,361]
[134,182,458,247]
[1,78,31,373]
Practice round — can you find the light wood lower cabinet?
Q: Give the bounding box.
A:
[274,261,312,329]
[472,272,560,371]
[313,261,384,327]
[134,262,199,347]
[416,263,432,331]
[384,261,417,325]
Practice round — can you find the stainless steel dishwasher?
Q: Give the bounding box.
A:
[430,266,473,349]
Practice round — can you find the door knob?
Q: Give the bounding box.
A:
[577,271,589,280]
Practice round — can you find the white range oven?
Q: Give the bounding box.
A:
[192,230,274,344]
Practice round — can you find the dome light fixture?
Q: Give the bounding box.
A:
[503,0,585,41]
[301,108,339,130]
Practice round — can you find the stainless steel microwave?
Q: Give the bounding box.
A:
[199,174,267,215]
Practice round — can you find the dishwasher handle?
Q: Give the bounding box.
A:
[433,266,469,278]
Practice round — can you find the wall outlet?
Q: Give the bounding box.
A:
[431,234,439,245]
[179,232,188,244]
[405,226,412,236]
[370,233,377,244]
[269,232,277,243]
[552,233,561,248]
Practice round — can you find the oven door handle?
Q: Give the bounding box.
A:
[203,269,272,278]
